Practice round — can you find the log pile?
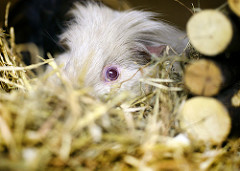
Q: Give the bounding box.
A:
[180,3,240,145]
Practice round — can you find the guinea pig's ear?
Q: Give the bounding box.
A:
[145,45,166,57]
[132,44,167,65]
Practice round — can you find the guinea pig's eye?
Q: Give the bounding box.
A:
[103,65,120,82]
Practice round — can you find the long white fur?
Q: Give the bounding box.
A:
[48,2,188,96]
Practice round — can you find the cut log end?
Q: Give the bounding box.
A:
[232,90,240,107]
[228,0,240,17]
[179,97,231,145]
[184,59,223,96]
[187,10,233,56]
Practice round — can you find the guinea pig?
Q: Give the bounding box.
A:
[46,2,188,96]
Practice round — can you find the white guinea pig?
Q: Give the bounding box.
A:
[47,2,188,96]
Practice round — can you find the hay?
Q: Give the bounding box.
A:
[0,25,240,171]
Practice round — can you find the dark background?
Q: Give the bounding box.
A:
[129,0,226,29]
[0,0,226,29]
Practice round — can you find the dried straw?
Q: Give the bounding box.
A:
[0,19,240,171]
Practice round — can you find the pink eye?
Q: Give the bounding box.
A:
[103,66,120,82]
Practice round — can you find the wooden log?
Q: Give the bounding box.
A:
[231,90,240,107]
[228,0,240,17]
[184,57,240,96]
[187,10,233,56]
[179,97,231,145]
[184,59,222,96]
